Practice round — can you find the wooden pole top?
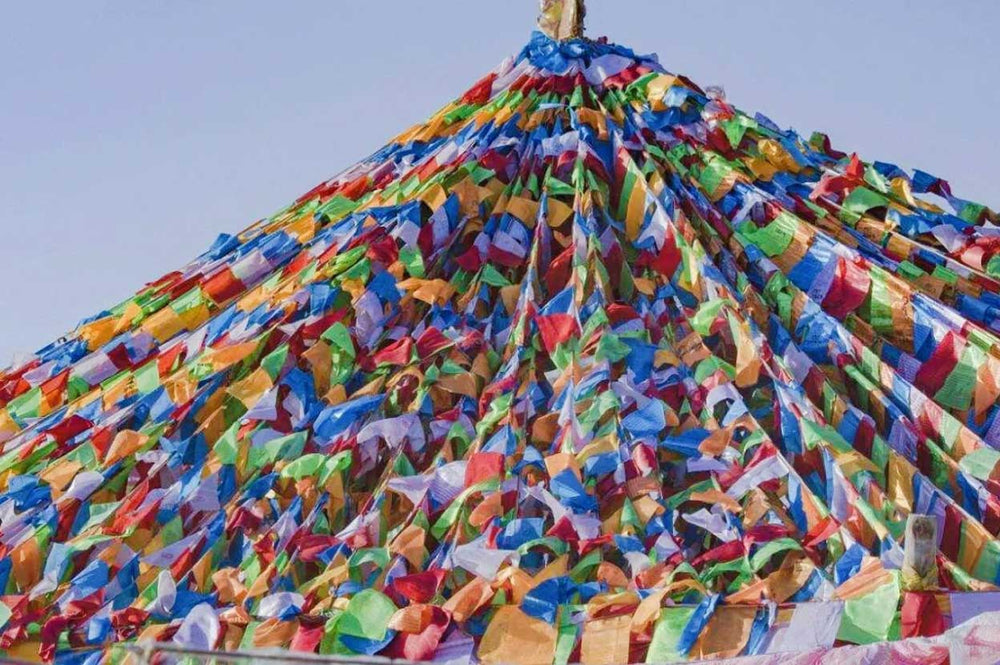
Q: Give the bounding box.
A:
[538,0,586,41]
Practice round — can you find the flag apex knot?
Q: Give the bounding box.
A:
[538,0,585,40]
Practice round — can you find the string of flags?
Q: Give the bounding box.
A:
[1,26,999,664]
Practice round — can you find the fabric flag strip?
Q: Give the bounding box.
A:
[1,10,1000,664]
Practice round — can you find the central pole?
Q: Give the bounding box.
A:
[538,0,586,41]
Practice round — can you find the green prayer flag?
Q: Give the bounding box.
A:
[338,589,397,643]
[960,447,1000,482]
[281,453,327,480]
[837,576,900,644]
[647,607,697,663]
[0,600,11,630]
[739,212,797,258]
[554,606,581,665]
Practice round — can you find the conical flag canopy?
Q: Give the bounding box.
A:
[2,6,1000,662]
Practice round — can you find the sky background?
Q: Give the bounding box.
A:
[1,0,998,364]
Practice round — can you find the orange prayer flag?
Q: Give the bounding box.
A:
[443,577,495,622]
[479,606,557,665]
[10,536,42,591]
[251,618,299,648]
[691,606,757,659]
[581,614,632,665]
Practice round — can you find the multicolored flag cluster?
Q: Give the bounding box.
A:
[1,24,1000,665]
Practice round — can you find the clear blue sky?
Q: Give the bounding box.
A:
[2,1,998,364]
